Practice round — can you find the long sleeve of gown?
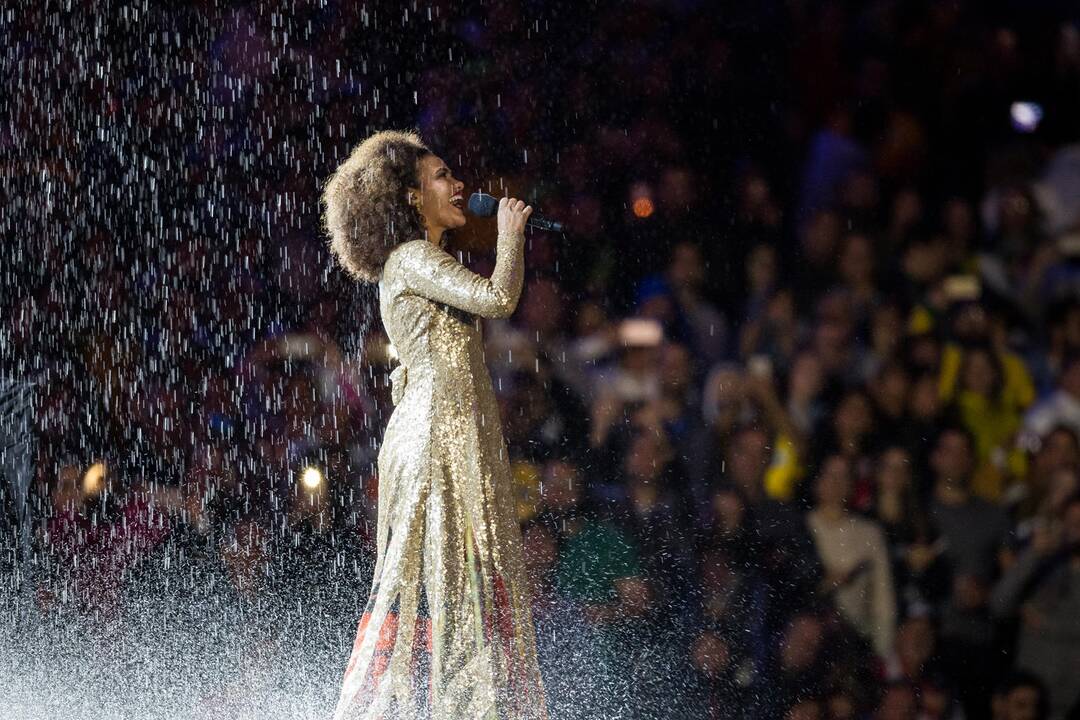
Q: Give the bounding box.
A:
[397,231,525,318]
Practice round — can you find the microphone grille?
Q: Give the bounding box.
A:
[467,192,499,218]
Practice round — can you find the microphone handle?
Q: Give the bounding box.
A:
[526,215,565,233]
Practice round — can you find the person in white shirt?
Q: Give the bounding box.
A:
[807,453,898,657]
[1023,354,1080,444]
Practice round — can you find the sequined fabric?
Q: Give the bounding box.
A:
[333,230,549,720]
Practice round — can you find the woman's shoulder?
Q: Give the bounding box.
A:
[388,238,449,265]
[382,239,435,277]
[388,237,430,257]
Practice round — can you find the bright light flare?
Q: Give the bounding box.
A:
[82,461,106,496]
[1010,101,1043,133]
[300,465,325,491]
[630,181,655,219]
[632,197,655,218]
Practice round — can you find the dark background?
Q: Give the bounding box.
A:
[2,1,1080,718]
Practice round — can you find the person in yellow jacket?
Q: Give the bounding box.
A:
[940,344,1033,501]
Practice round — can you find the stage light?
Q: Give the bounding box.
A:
[630,181,655,218]
[633,197,655,218]
[1010,101,1043,133]
[300,465,325,491]
[82,461,106,496]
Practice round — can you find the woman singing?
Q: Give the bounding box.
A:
[322,130,549,720]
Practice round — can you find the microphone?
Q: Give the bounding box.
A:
[467,192,566,233]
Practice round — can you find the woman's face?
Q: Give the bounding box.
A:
[833,392,872,439]
[839,234,874,285]
[814,455,851,508]
[871,305,902,351]
[961,349,999,397]
[413,154,466,236]
[909,375,940,420]
[711,489,745,532]
[877,447,912,494]
[789,351,823,400]
[747,244,777,291]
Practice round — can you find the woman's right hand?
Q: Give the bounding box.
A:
[497,196,533,236]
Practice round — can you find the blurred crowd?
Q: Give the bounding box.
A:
[3,0,1080,719]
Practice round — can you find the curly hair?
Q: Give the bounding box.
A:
[321,129,432,283]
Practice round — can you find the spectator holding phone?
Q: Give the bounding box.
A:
[990,493,1080,719]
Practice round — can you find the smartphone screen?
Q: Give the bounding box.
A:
[943,275,981,302]
[618,318,663,347]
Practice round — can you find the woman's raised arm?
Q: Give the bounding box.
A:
[396,231,525,318]
[395,197,532,318]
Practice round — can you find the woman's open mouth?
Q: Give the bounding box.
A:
[450,195,464,209]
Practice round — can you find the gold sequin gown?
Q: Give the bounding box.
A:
[333,230,549,720]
